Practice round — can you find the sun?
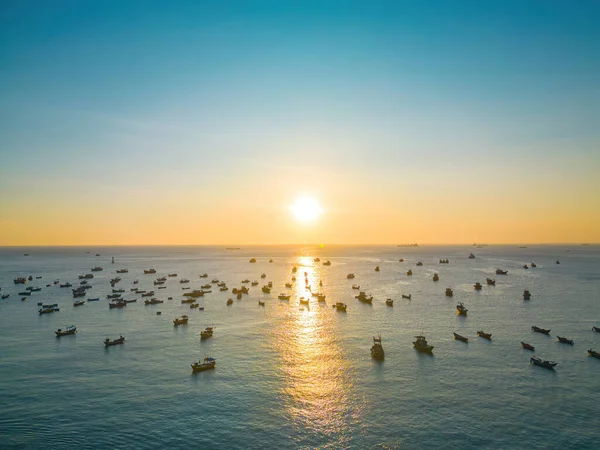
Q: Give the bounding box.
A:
[291,197,323,223]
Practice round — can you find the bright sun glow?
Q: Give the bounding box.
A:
[291,197,323,223]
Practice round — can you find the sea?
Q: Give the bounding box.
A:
[0,245,599,450]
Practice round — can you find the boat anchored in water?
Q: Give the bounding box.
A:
[200,326,214,340]
[104,336,125,347]
[530,356,557,369]
[55,325,77,336]
[386,298,393,306]
[456,302,468,316]
[523,290,531,300]
[521,342,535,351]
[334,302,347,312]
[532,326,551,335]
[445,288,453,297]
[477,331,492,340]
[453,332,468,343]
[557,336,574,345]
[371,335,384,361]
[495,269,508,275]
[588,349,600,359]
[174,315,189,326]
[413,335,434,353]
[433,273,439,281]
[355,292,373,304]
[191,356,216,373]
[486,278,495,286]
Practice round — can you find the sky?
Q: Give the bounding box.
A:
[1,0,599,245]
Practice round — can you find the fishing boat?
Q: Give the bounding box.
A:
[106,293,121,299]
[468,253,475,259]
[123,299,137,303]
[375,266,380,272]
[104,336,125,347]
[284,283,292,288]
[445,288,453,297]
[334,302,347,312]
[531,263,537,267]
[116,269,128,273]
[352,284,360,290]
[530,356,557,369]
[523,290,531,300]
[1,294,9,299]
[258,300,265,306]
[73,300,85,307]
[111,257,115,264]
[110,277,121,284]
[55,325,77,336]
[355,292,373,304]
[168,273,177,277]
[323,260,331,266]
[521,342,535,351]
[252,281,259,286]
[91,267,103,272]
[401,294,411,300]
[398,258,404,262]
[299,297,309,305]
[474,282,483,290]
[495,269,508,275]
[201,284,211,289]
[183,290,204,298]
[316,294,326,302]
[477,331,492,340]
[200,326,214,339]
[173,315,188,326]
[112,289,125,293]
[346,273,355,279]
[144,269,157,274]
[278,293,290,300]
[413,335,434,353]
[79,274,94,279]
[433,273,439,281]
[406,270,413,276]
[87,298,100,302]
[249,258,257,263]
[453,333,468,343]
[14,277,27,284]
[109,301,126,309]
[439,259,449,264]
[60,283,72,288]
[292,266,298,273]
[199,273,208,278]
[593,326,600,333]
[416,262,423,266]
[261,286,271,293]
[180,279,190,284]
[191,356,216,373]
[557,336,574,345]
[523,264,529,269]
[532,326,551,335]
[386,298,393,306]
[371,335,384,361]
[227,298,234,305]
[588,349,600,359]
[144,298,163,305]
[456,302,468,316]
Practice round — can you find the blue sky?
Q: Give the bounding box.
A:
[1,1,599,243]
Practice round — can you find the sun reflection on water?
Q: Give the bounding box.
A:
[272,257,364,444]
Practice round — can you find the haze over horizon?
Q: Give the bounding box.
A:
[1,1,599,246]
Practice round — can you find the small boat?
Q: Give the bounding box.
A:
[316,294,326,302]
[180,279,190,284]
[587,349,600,359]
[532,326,551,335]
[116,269,128,273]
[445,288,453,297]
[495,269,508,275]
[352,284,360,290]
[375,266,380,272]
[227,298,234,305]
[109,301,126,309]
[371,335,384,361]
[106,294,121,299]
[477,331,492,340]
[299,297,309,305]
[486,278,495,286]
[60,283,72,288]
[474,282,483,290]
[456,302,468,316]
[173,315,189,326]
[55,325,77,336]
[200,326,214,339]
[406,270,413,276]
[201,284,211,289]
[190,303,200,309]
[433,273,439,281]
[168,273,177,277]
[199,273,208,278]
[1,294,9,299]
[401,294,411,300]
[252,281,259,286]
[112,289,125,293]
[284,283,292,288]
[144,269,157,274]
[91,267,103,272]
[268,281,273,288]
[521,342,535,351]
[557,336,574,345]
[154,281,165,285]
[73,300,85,307]
[453,333,468,343]
[523,290,531,300]
[334,302,347,312]
[72,291,86,298]
[87,298,100,302]
[144,298,164,305]
[346,273,355,279]
[278,293,290,300]
[104,336,125,347]
[593,326,600,333]
[219,286,229,291]
[323,260,331,266]
[386,299,393,306]
[416,262,423,266]
[211,278,219,284]
[111,257,115,264]
[439,259,449,264]
[413,335,434,353]
[241,279,250,284]
[531,263,537,267]
[556,260,560,264]
[292,266,298,273]
[523,264,529,269]
[530,356,557,369]
[468,253,475,259]
[79,273,94,279]
[191,356,216,373]
[398,258,404,262]
[355,292,373,304]
[133,280,139,284]
[123,299,137,303]
[261,286,271,293]
[249,258,257,263]
[258,301,265,306]
[183,290,204,298]
[19,291,30,296]
[269,259,273,263]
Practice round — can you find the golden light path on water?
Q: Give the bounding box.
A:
[271,255,366,446]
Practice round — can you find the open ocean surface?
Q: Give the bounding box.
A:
[1,245,599,449]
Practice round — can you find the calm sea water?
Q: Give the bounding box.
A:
[1,245,599,449]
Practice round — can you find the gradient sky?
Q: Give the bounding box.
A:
[1,0,599,245]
